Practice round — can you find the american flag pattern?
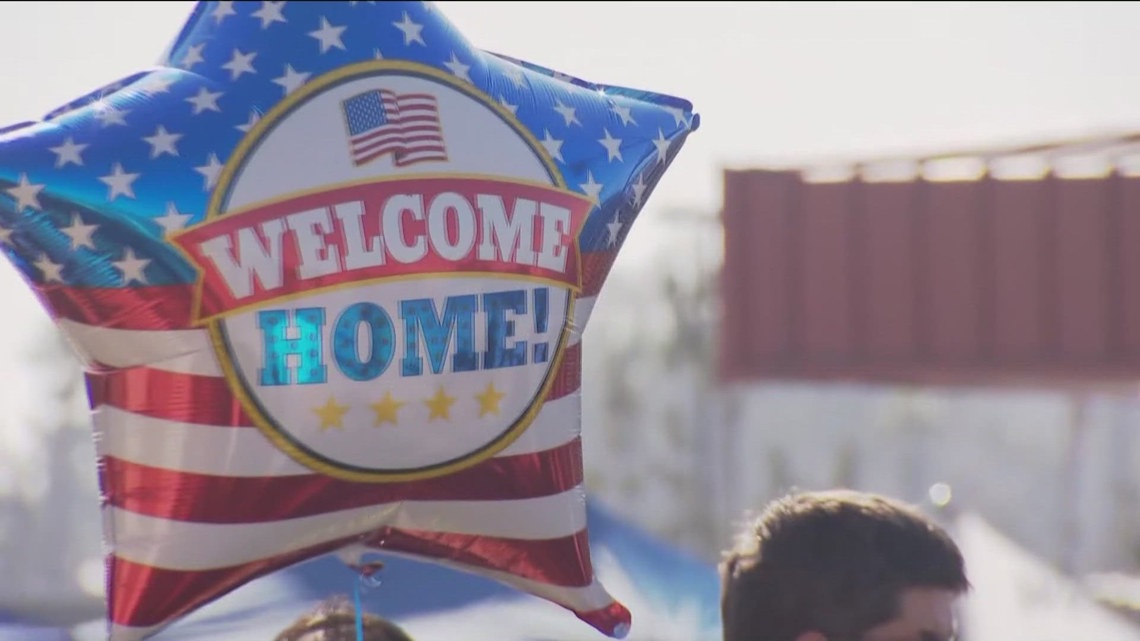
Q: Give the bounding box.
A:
[342,89,448,167]
[0,2,698,640]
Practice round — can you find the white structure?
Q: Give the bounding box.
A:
[579,206,1140,584]
[956,511,1140,641]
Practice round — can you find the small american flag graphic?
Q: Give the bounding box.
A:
[342,89,448,167]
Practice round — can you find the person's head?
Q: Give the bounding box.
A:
[274,596,414,641]
[720,489,969,641]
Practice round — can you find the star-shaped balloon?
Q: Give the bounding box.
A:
[0,2,698,639]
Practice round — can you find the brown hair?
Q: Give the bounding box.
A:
[273,596,414,641]
[720,490,969,641]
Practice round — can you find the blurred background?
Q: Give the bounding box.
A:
[5,1,1140,640]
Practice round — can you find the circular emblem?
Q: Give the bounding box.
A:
[172,61,591,482]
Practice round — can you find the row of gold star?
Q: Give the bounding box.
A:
[311,382,508,430]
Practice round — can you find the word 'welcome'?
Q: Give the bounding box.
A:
[173,177,592,320]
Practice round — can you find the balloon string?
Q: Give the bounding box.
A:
[350,559,383,641]
[353,577,365,641]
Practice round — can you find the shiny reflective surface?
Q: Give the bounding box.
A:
[0,1,698,639]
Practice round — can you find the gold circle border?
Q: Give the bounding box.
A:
[203,60,576,483]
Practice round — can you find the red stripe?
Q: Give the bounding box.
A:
[355,144,405,165]
[580,249,618,298]
[110,528,595,628]
[354,142,446,165]
[384,95,437,106]
[356,132,444,153]
[103,437,583,523]
[87,341,582,426]
[389,105,439,116]
[351,123,442,147]
[549,341,581,399]
[109,537,355,628]
[393,99,437,106]
[42,260,612,331]
[577,601,633,639]
[86,368,251,426]
[386,92,435,102]
[393,153,451,169]
[40,283,195,329]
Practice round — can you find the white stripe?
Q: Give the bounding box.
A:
[59,294,597,376]
[95,405,310,477]
[97,392,579,477]
[568,295,595,345]
[499,392,580,457]
[110,487,587,571]
[104,552,617,641]
[58,318,222,376]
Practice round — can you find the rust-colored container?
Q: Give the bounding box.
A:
[718,135,1140,390]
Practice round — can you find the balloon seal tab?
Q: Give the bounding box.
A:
[356,560,385,589]
[350,561,383,641]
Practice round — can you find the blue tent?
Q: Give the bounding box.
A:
[0,623,70,641]
[64,498,722,641]
[0,612,70,641]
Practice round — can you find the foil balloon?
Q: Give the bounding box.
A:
[0,2,698,639]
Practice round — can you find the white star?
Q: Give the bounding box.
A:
[221,48,257,81]
[309,17,347,53]
[99,163,140,201]
[49,137,87,168]
[499,96,518,116]
[212,1,237,23]
[611,103,636,127]
[6,174,44,211]
[273,65,310,96]
[553,100,580,127]
[606,212,623,247]
[33,254,64,284]
[374,48,385,60]
[143,125,182,158]
[137,72,175,95]
[393,12,425,46]
[540,130,564,163]
[652,128,672,165]
[187,87,223,115]
[504,65,526,89]
[61,212,98,250]
[0,225,12,245]
[113,247,150,285]
[252,1,286,29]
[443,53,471,82]
[579,171,603,204]
[94,104,128,127]
[664,105,687,127]
[195,153,224,191]
[155,202,192,236]
[631,173,647,206]
[598,129,623,162]
[236,110,261,134]
[180,43,206,70]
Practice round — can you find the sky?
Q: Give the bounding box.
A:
[1,1,1140,455]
